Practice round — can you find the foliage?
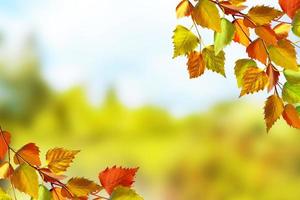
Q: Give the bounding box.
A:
[0,129,143,200]
[173,0,300,132]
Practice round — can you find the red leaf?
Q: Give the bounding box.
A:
[14,143,41,166]
[0,131,10,160]
[279,0,300,19]
[99,166,138,195]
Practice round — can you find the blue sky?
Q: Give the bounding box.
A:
[0,0,289,115]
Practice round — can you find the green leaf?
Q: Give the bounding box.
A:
[38,185,52,200]
[193,0,221,32]
[284,67,300,84]
[268,40,298,71]
[282,82,300,104]
[234,59,257,88]
[202,45,226,77]
[110,187,143,200]
[0,188,12,200]
[214,18,235,55]
[172,25,199,58]
[296,106,300,114]
[292,11,300,37]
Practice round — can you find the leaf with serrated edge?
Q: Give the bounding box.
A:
[14,143,41,166]
[247,6,283,26]
[176,0,193,19]
[11,164,39,198]
[187,51,206,78]
[240,66,268,96]
[264,94,284,132]
[63,177,102,198]
[273,23,291,40]
[172,25,199,58]
[234,59,257,88]
[202,45,226,77]
[46,148,80,175]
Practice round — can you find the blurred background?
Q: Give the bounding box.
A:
[0,0,300,199]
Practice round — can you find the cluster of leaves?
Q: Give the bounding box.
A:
[0,129,143,200]
[173,0,300,132]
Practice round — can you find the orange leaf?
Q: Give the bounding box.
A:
[255,25,278,45]
[233,19,250,47]
[240,66,268,96]
[0,161,14,179]
[51,187,68,200]
[273,23,291,40]
[266,64,280,92]
[46,148,80,174]
[14,143,41,166]
[39,168,66,183]
[219,1,247,15]
[246,39,268,65]
[99,166,139,195]
[176,0,194,18]
[187,51,206,78]
[282,104,300,129]
[264,94,284,132]
[279,0,300,19]
[0,131,10,161]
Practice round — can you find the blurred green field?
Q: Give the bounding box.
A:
[0,43,300,200]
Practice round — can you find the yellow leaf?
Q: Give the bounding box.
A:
[187,51,206,78]
[233,19,250,47]
[0,188,12,200]
[46,148,80,174]
[246,39,268,65]
[264,94,284,132]
[202,45,226,77]
[268,39,298,71]
[0,161,14,179]
[192,0,221,32]
[240,66,268,96]
[234,59,257,88]
[172,25,199,58]
[247,6,283,26]
[11,164,39,198]
[273,23,291,40]
[64,177,102,198]
[110,187,143,200]
[176,0,193,18]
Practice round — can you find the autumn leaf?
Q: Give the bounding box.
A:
[110,187,143,200]
[192,0,221,32]
[46,148,80,175]
[63,177,102,198]
[284,67,300,84]
[279,0,300,19]
[282,82,300,104]
[292,11,300,37]
[214,18,235,55]
[247,6,283,26]
[0,131,10,160]
[172,25,199,58]
[246,39,268,65]
[268,39,298,71]
[234,59,257,88]
[14,143,41,166]
[219,1,247,15]
[255,26,278,46]
[264,94,284,132]
[99,166,139,195]
[282,104,300,129]
[11,164,39,198]
[229,0,246,5]
[176,0,193,18]
[240,66,268,96]
[266,64,280,92]
[0,161,14,179]
[273,23,292,40]
[187,51,206,78]
[51,187,67,200]
[39,168,66,183]
[202,45,226,77]
[233,19,250,47]
[38,185,52,200]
